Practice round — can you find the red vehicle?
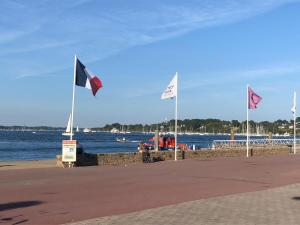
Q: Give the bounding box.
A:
[139,136,188,151]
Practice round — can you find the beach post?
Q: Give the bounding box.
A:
[61,55,77,168]
[70,54,77,141]
[154,130,159,151]
[62,55,77,167]
[246,85,262,158]
[293,91,297,154]
[230,128,235,141]
[175,72,178,161]
[161,72,178,161]
[246,84,249,158]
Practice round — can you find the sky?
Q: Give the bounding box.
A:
[1,0,300,127]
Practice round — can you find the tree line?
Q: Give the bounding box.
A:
[94,118,300,134]
[0,126,64,131]
[1,118,299,134]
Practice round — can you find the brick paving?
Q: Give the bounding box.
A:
[66,183,300,225]
[2,155,300,224]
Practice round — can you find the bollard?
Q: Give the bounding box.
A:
[154,130,159,151]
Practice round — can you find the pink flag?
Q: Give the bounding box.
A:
[248,87,262,109]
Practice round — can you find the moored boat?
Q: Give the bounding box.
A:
[83,128,91,133]
[116,137,127,142]
[62,115,72,136]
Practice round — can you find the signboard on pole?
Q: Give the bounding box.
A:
[62,140,77,162]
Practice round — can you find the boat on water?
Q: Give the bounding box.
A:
[83,128,91,133]
[274,132,291,137]
[110,128,120,134]
[76,126,80,132]
[119,125,126,134]
[116,137,127,142]
[62,115,72,136]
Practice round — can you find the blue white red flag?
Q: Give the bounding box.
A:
[75,58,103,96]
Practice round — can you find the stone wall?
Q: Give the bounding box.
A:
[56,145,292,167]
[186,145,292,159]
[97,152,142,166]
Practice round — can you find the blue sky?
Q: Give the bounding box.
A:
[1,0,300,127]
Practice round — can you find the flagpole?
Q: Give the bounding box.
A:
[294,91,297,154]
[175,72,178,161]
[246,84,249,158]
[70,55,77,141]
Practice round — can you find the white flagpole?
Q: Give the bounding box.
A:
[175,72,178,161]
[246,84,249,158]
[294,91,297,154]
[70,55,77,140]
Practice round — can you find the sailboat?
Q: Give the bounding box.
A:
[62,115,72,136]
[120,125,126,134]
[76,126,79,132]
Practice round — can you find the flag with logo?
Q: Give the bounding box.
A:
[248,87,262,109]
[161,74,177,100]
[75,58,103,96]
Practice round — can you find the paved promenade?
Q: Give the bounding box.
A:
[2,154,300,224]
[67,183,300,225]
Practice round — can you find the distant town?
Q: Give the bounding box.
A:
[1,118,300,135]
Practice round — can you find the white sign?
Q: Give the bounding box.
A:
[62,140,77,162]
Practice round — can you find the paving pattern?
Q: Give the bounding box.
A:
[2,155,300,224]
[67,183,300,225]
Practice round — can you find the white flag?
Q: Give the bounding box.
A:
[161,74,177,100]
[292,91,296,114]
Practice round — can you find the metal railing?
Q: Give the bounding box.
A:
[212,139,299,149]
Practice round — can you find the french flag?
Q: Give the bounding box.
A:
[75,58,103,96]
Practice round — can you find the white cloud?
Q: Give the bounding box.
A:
[3,0,299,53]
[1,0,300,79]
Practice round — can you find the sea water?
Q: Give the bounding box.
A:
[0,131,270,161]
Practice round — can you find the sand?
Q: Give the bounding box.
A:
[0,159,57,170]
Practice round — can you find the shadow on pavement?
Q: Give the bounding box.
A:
[0,201,43,212]
[0,164,14,167]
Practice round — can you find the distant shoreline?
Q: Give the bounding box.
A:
[0,117,297,135]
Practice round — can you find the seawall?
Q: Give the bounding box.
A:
[56,145,292,167]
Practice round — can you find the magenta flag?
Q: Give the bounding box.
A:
[248,87,262,109]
